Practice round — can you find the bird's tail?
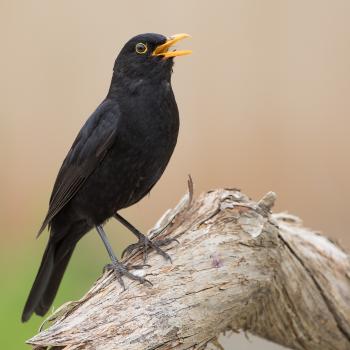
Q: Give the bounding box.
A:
[21,240,75,322]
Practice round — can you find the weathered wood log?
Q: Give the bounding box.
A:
[27,186,350,350]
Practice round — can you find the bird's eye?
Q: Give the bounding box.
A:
[135,43,148,54]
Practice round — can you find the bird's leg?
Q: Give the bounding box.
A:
[114,213,176,263]
[96,225,150,289]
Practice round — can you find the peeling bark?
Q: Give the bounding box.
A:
[27,187,350,350]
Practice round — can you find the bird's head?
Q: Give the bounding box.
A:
[114,33,191,82]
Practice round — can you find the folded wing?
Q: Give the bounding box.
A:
[37,100,120,237]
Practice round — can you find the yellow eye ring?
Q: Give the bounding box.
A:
[135,43,148,54]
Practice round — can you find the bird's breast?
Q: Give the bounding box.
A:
[105,86,179,207]
[120,83,179,153]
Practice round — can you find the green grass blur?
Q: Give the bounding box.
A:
[0,222,134,349]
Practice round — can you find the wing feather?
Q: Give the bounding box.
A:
[37,100,120,237]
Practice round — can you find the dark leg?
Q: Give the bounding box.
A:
[96,225,150,289]
[114,213,176,263]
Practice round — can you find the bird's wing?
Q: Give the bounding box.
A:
[37,99,120,237]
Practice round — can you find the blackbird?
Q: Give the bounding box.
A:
[22,33,191,322]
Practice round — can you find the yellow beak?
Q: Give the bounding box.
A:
[152,33,192,58]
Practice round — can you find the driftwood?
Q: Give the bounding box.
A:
[27,185,350,350]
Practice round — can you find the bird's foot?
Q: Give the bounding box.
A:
[122,235,178,263]
[103,260,152,289]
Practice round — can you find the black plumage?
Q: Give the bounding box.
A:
[22,33,191,322]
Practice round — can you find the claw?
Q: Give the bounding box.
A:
[126,264,151,270]
[104,261,152,288]
[122,236,177,263]
[121,243,140,259]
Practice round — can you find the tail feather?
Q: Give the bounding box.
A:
[22,241,75,322]
[22,243,54,322]
[36,248,74,316]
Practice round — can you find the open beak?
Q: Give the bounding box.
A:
[152,33,192,58]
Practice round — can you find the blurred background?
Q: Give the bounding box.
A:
[1,0,349,349]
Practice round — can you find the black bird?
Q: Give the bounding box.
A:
[22,33,191,322]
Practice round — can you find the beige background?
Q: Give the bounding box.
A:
[1,1,349,349]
